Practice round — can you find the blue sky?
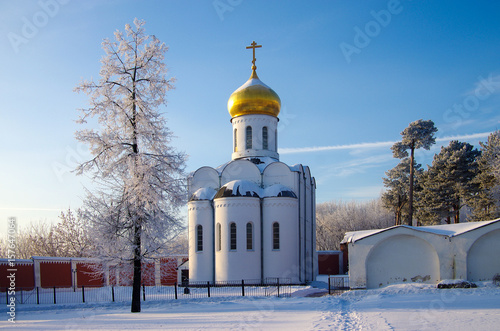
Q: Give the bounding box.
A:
[1,0,500,236]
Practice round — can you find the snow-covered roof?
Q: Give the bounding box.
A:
[234,76,273,91]
[341,219,500,244]
[188,158,309,182]
[31,256,99,262]
[212,180,297,199]
[215,157,279,173]
[262,184,297,198]
[189,187,217,201]
[0,258,33,264]
[214,180,261,198]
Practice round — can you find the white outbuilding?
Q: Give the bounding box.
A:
[342,219,500,289]
[188,43,316,284]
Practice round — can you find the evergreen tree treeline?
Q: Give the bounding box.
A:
[383,124,500,226]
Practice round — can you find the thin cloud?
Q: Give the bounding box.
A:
[279,132,493,155]
[0,207,62,212]
[435,132,492,142]
[280,141,395,154]
[316,154,394,180]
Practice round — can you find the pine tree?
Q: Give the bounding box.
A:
[418,141,480,224]
[468,131,500,221]
[381,158,423,225]
[391,119,438,226]
[74,19,186,313]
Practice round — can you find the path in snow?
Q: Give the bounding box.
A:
[2,283,500,330]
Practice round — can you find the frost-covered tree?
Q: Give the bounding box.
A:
[316,199,393,250]
[1,221,59,259]
[0,212,92,259]
[55,209,93,257]
[418,141,480,224]
[381,158,423,226]
[391,119,437,226]
[74,19,186,313]
[468,131,500,221]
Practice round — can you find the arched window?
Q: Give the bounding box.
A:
[230,222,237,250]
[272,222,280,250]
[246,222,253,250]
[234,128,238,152]
[196,225,203,252]
[216,223,221,251]
[246,126,252,150]
[262,127,268,150]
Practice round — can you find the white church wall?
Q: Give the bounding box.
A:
[310,176,318,280]
[188,167,220,197]
[188,200,214,283]
[262,197,300,283]
[214,197,261,282]
[302,166,316,282]
[294,167,306,283]
[262,162,296,192]
[220,160,261,186]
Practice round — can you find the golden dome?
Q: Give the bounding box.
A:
[227,69,281,118]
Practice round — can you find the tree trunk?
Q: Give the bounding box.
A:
[408,145,415,226]
[453,204,460,224]
[131,220,142,313]
[130,82,142,313]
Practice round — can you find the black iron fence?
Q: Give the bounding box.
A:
[327,275,350,295]
[1,278,292,305]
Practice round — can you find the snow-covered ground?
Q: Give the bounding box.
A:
[2,281,500,330]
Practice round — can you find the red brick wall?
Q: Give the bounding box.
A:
[118,263,133,286]
[109,265,117,286]
[141,262,155,286]
[116,262,156,286]
[340,243,349,273]
[160,258,178,285]
[40,262,72,288]
[0,263,35,291]
[77,263,104,287]
[318,254,340,275]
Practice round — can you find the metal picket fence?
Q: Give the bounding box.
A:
[327,275,350,295]
[0,278,292,305]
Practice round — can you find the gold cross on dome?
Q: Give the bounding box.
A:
[246,41,262,68]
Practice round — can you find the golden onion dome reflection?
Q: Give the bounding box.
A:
[227,68,281,118]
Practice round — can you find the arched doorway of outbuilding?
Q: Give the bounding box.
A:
[366,234,440,289]
[467,229,500,282]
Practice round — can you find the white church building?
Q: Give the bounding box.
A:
[188,42,317,284]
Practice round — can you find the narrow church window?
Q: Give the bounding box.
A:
[230,222,237,250]
[246,222,253,250]
[234,128,237,152]
[196,225,203,252]
[272,222,280,250]
[246,126,252,149]
[216,223,221,251]
[275,130,278,150]
[262,127,268,150]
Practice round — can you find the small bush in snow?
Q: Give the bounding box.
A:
[493,274,500,286]
[437,280,477,289]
